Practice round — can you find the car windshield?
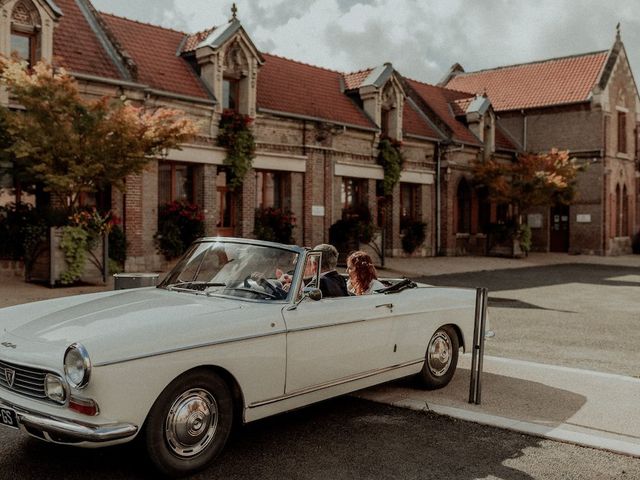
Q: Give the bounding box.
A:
[158,240,300,301]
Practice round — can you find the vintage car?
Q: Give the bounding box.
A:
[0,237,479,477]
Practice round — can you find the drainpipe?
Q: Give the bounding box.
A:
[521,110,527,151]
[435,140,451,256]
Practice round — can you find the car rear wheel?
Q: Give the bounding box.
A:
[144,370,233,477]
[418,325,459,390]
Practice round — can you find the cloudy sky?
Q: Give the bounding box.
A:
[91,0,640,84]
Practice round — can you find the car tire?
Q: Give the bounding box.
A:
[418,325,459,390]
[144,370,233,477]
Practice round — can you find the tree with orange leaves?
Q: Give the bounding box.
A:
[472,149,582,224]
[0,58,198,211]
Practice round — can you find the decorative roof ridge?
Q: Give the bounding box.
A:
[262,52,347,75]
[98,11,187,35]
[457,49,609,77]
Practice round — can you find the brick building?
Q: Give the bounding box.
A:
[443,28,640,255]
[1,0,520,271]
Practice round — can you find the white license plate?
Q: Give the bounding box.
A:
[0,406,18,430]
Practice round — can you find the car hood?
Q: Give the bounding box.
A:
[0,288,246,366]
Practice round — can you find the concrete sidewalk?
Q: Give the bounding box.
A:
[379,252,640,278]
[355,353,640,458]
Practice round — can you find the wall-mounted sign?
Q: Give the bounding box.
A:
[527,213,543,229]
[576,214,591,223]
[311,205,325,217]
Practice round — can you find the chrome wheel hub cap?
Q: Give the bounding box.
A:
[165,388,218,458]
[428,331,452,377]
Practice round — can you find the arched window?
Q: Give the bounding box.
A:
[457,178,472,234]
[222,39,249,113]
[10,0,42,67]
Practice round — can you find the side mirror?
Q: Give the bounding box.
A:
[304,287,322,301]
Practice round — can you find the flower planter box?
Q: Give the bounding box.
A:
[27,227,108,286]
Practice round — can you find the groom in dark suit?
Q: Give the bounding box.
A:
[313,244,349,298]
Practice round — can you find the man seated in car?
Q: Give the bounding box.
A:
[313,244,349,297]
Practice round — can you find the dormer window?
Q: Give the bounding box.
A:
[381,107,391,138]
[10,0,42,67]
[223,77,240,111]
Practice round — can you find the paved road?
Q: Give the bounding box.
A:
[0,397,638,480]
[417,263,640,377]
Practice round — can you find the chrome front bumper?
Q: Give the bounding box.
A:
[0,399,138,444]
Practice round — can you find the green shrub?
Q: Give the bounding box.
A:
[0,203,66,276]
[108,224,128,268]
[401,219,426,254]
[377,138,404,196]
[517,223,532,253]
[155,201,205,260]
[254,207,295,244]
[217,110,256,190]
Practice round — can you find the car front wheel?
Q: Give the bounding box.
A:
[418,325,459,390]
[144,370,233,477]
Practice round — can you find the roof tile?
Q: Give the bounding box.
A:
[405,78,481,146]
[100,13,210,99]
[446,52,608,111]
[343,69,373,91]
[403,101,441,139]
[52,0,121,79]
[257,54,374,129]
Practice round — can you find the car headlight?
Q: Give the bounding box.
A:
[64,343,91,389]
[45,374,67,403]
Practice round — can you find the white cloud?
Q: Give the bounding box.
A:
[90,0,640,84]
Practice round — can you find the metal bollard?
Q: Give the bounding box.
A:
[469,287,488,405]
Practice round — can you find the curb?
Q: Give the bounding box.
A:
[354,393,640,459]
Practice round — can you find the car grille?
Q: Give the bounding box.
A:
[0,359,48,402]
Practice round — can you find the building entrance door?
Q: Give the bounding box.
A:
[216,186,236,236]
[550,205,569,252]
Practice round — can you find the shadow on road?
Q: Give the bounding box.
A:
[1,397,546,480]
[416,263,640,292]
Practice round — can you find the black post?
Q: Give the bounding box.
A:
[469,287,488,405]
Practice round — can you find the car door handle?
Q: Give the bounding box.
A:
[376,303,393,309]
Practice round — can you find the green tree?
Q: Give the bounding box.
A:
[0,59,198,210]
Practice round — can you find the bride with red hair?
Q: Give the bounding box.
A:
[346,251,385,295]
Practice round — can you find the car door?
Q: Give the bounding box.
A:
[282,294,397,394]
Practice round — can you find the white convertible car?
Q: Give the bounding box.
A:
[0,238,478,477]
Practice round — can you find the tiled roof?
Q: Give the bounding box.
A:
[181,27,217,54]
[449,97,472,116]
[343,69,373,91]
[405,79,481,146]
[100,13,210,99]
[445,51,609,111]
[257,54,375,129]
[52,0,121,79]
[495,125,518,151]
[403,101,442,140]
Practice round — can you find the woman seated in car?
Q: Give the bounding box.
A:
[346,251,385,295]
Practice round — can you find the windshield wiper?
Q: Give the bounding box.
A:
[166,281,227,293]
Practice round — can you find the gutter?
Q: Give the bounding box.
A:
[258,108,378,133]
[70,72,216,106]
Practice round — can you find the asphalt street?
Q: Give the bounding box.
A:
[0,397,638,480]
[416,263,640,377]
